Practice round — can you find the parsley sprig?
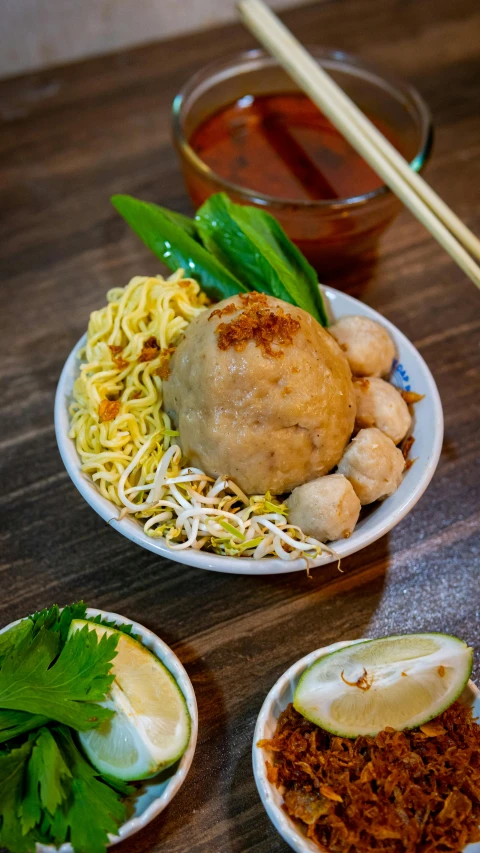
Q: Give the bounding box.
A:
[0,625,117,729]
[0,603,136,853]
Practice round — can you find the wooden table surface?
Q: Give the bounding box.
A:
[1,0,479,850]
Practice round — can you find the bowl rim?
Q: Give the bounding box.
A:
[0,607,198,850]
[54,286,444,576]
[252,639,480,853]
[171,46,433,210]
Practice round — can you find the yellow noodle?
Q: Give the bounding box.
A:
[69,272,208,508]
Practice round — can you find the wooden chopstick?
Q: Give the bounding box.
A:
[237,0,480,290]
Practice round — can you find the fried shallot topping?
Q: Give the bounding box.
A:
[155,346,176,380]
[107,343,129,368]
[113,355,129,369]
[401,390,425,405]
[259,701,480,853]
[340,667,373,691]
[355,377,370,389]
[139,335,161,362]
[99,399,120,422]
[213,293,300,357]
[209,302,237,321]
[402,433,417,470]
[402,435,415,459]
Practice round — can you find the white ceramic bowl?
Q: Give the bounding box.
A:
[253,640,480,853]
[0,607,198,851]
[55,287,443,575]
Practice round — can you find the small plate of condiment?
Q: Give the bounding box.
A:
[253,635,480,853]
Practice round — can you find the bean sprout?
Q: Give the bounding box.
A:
[126,444,334,562]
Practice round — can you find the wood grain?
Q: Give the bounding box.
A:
[0,1,479,850]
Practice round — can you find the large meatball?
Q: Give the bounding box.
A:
[163,294,356,494]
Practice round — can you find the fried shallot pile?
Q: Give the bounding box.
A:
[212,292,301,357]
[260,702,480,852]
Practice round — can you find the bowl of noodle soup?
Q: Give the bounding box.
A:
[55,274,442,575]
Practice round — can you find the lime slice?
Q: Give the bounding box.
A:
[69,619,191,780]
[294,633,473,737]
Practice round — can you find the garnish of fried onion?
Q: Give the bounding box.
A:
[340,667,373,691]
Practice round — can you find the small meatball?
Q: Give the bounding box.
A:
[329,315,395,377]
[337,428,405,505]
[287,474,361,542]
[354,377,411,444]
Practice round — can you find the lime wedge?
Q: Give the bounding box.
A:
[69,619,191,780]
[294,633,473,737]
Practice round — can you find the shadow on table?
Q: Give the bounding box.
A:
[245,527,390,608]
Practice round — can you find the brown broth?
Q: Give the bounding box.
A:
[189,92,405,202]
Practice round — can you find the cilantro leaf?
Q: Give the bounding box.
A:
[43,727,127,853]
[0,740,36,853]
[0,620,33,667]
[88,613,140,641]
[19,728,72,834]
[0,709,50,745]
[29,602,88,645]
[100,774,136,796]
[27,603,138,644]
[0,624,117,730]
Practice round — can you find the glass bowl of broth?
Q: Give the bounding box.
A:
[172,48,433,278]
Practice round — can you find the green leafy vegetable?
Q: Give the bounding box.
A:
[29,601,88,644]
[196,193,294,304]
[0,740,36,853]
[230,201,329,326]
[0,624,117,730]
[0,604,139,853]
[27,602,137,643]
[112,194,246,301]
[112,191,328,325]
[0,605,122,744]
[0,620,33,667]
[197,193,328,325]
[155,206,200,240]
[0,710,50,745]
[42,727,128,853]
[0,728,128,853]
[19,728,71,833]
[100,774,136,796]
[88,613,140,641]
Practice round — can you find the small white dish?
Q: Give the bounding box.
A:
[253,640,480,853]
[0,607,198,852]
[55,287,443,575]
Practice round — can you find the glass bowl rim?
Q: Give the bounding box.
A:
[171,47,433,210]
